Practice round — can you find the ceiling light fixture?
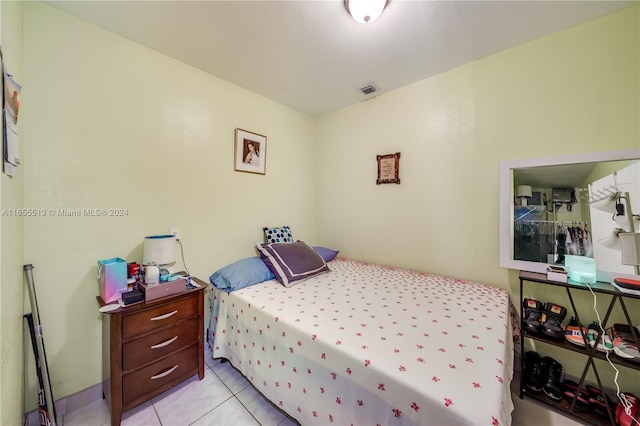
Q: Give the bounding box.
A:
[345,0,388,24]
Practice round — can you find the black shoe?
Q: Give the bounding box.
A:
[542,356,565,401]
[542,302,567,340]
[523,351,545,392]
[523,298,544,334]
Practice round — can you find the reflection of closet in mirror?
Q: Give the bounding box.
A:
[513,165,593,265]
[499,149,640,275]
[514,219,591,264]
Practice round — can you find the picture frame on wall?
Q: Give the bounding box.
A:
[376,152,401,184]
[234,128,267,175]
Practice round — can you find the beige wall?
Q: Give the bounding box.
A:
[0,1,25,425]
[317,5,639,393]
[317,5,638,283]
[21,1,317,410]
[9,0,640,418]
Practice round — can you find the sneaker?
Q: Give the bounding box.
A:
[523,351,545,392]
[611,323,640,342]
[564,317,587,347]
[610,324,640,361]
[542,356,565,401]
[542,302,567,340]
[522,298,544,334]
[587,322,613,353]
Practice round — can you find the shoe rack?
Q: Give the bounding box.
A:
[519,270,640,426]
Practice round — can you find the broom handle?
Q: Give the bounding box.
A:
[24,264,57,426]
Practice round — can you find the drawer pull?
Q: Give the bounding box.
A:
[151,336,178,349]
[151,365,178,380]
[150,310,178,321]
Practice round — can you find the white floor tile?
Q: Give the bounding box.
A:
[190,397,259,426]
[62,398,110,426]
[152,369,234,425]
[210,360,251,394]
[204,347,217,370]
[236,385,287,426]
[121,401,160,426]
[512,394,583,426]
[277,416,301,426]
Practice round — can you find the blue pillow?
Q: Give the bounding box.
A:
[312,246,339,262]
[209,257,274,291]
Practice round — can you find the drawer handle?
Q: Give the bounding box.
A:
[151,365,178,380]
[151,336,178,349]
[150,310,178,321]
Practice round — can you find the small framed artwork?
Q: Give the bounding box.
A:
[235,128,267,175]
[376,152,401,184]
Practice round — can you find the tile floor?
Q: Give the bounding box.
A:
[62,347,581,426]
[62,347,299,426]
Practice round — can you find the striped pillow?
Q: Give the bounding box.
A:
[256,240,329,288]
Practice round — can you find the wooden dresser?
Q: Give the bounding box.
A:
[98,278,207,426]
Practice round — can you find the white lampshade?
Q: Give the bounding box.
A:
[614,213,631,231]
[515,185,532,206]
[598,228,624,250]
[620,232,640,266]
[516,185,532,198]
[346,0,387,23]
[591,193,620,213]
[142,234,177,266]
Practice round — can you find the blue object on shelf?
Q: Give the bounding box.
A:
[565,255,596,285]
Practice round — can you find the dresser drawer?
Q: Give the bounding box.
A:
[122,344,199,408]
[123,295,197,339]
[123,318,199,371]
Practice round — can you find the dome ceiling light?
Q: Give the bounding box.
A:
[345,0,388,24]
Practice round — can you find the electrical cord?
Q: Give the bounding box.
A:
[176,239,191,277]
[584,282,639,425]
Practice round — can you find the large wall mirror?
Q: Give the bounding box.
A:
[499,148,640,283]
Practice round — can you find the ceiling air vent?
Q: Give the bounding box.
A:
[360,83,378,95]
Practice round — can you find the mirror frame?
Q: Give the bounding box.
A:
[499,148,640,274]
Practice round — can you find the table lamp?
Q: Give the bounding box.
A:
[516,185,532,206]
[142,234,177,285]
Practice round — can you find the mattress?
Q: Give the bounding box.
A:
[208,258,514,425]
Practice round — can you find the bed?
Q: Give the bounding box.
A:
[207,256,515,425]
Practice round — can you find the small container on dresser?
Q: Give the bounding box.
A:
[546,265,568,283]
[98,277,207,426]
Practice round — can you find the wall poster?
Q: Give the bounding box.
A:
[2,50,21,177]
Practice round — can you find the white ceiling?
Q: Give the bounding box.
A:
[45,0,636,117]
[514,163,598,189]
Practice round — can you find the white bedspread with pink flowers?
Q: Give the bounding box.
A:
[208,258,514,425]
